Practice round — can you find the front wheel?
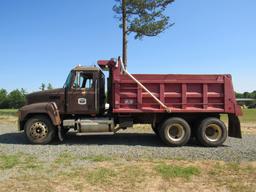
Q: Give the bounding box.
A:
[24,115,56,144]
[196,118,227,147]
[159,117,191,147]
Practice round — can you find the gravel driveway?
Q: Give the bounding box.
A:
[0,123,255,162]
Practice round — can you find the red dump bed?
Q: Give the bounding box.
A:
[98,60,242,116]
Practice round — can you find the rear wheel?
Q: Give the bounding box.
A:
[196,117,227,147]
[159,117,191,147]
[24,115,56,144]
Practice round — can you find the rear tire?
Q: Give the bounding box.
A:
[196,117,227,147]
[159,117,191,147]
[24,115,56,144]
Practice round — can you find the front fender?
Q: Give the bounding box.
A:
[18,102,61,131]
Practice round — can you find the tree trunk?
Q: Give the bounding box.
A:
[122,0,127,69]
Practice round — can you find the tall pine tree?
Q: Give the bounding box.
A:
[113,0,174,68]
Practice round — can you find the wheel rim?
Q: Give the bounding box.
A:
[167,123,185,142]
[204,124,222,142]
[29,121,49,141]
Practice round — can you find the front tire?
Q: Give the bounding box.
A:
[159,117,191,147]
[196,117,227,147]
[24,115,56,144]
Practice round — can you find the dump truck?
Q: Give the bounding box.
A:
[18,58,242,147]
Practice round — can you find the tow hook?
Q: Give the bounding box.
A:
[58,125,64,142]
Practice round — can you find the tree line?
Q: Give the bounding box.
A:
[236,91,256,99]
[0,83,53,109]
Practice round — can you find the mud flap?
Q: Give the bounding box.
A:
[58,125,64,141]
[228,114,242,138]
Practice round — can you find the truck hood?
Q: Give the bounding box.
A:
[26,88,65,105]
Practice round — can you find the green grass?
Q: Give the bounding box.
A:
[0,153,41,170]
[221,109,256,123]
[54,152,75,166]
[239,109,256,123]
[119,165,146,184]
[85,168,117,185]
[0,153,255,192]
[81,155,113,162]
[155,163,200,180]
[24,156,43,170]
[0,154,19,169]
[209,162,256,192]
[0,109,18,116]
[211,162,256,176]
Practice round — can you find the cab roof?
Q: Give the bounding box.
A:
[72,65,100,72]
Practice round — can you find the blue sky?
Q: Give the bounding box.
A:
[0,0,255,93]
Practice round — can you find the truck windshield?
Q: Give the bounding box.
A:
[64,72,72,88]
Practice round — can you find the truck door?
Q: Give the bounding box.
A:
[67,71,97,115]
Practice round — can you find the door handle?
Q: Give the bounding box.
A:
[81,90,86,95]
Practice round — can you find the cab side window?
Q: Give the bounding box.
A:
[85,78,93,89]
[73,72,82,89]
[73,72,94,90]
